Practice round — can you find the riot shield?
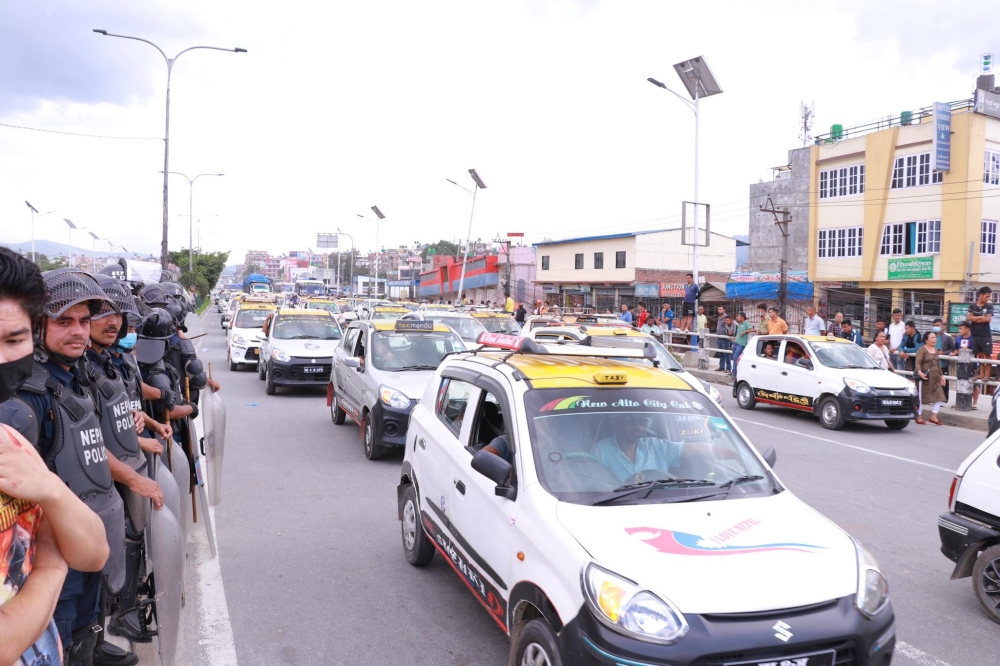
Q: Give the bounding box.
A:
[200,387,225,506]
[166,440,192,544]
[148,507,183,666]
[155,458,181,524]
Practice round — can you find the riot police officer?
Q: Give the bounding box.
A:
[87,278,166,663]
[5,269,128,666]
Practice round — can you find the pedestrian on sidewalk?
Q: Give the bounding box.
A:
[680,274,701,333]
[887,309,906,371]
[900,321,923,373]
[715,306,730,371]
[840,319,864,346]
[968,286,994,385]
[932,318,955,401]
[803,305,824,336]
[916,332,947,425]
[732,312,751,376]
[765,307,788,334]
[619,303,632,324]
[952,321,981,409]
[661,303,674,330]
[826,311,844,337]
[867,331,894,371]
[693,305,708,348]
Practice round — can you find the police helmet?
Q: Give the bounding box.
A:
[164,299,187,327]
[138,283,169,308]
[41,269,113,318]
[160,281,185,298]
[95,275,142,329]
[138,307,176,340]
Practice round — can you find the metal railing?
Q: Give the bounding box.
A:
[813,98,974,143]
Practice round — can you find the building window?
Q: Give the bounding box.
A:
[880,220,943,256]
[593,252,604,269]
[615,251,626,269]
[985,150,1000,186]
[892,152,942,189]
[982,220,998,255]
[541,255,550,270]
[819,163,864,199]
[574,253,584,270]
[818,227,864,258]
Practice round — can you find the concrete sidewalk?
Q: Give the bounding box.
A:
[686,364,991,432]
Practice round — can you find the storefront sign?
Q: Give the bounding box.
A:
[578,285,591,293]
[975,88,1000,120]
[949,302,1000,334]
[933,102,951,172]
[659,282,686,297]
[542,284,559,293]
[887,257,933,280]
[634,283,660,297]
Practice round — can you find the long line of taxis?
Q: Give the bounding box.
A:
[393,331,896,666]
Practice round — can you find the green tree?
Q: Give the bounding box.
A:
[421,240,458,260]
[32,254,67,271]
[167,249,230,298]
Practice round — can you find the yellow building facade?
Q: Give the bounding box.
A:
[808,100,1000,333]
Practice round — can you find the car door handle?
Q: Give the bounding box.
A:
[417,437,426,450]
[454,479,466,495]
[781,371,788,376]
[751,364,756,369]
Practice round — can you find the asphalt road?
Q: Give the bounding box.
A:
[198,310,996,666]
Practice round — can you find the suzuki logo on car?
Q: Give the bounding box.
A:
[773,620,793,642]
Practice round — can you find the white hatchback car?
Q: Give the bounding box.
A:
[937,429,1000,624]
[734,334,918,430]
[397,333,896,666]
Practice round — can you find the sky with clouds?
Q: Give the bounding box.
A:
[1,0,996,266]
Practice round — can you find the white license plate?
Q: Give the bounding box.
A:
[725,649,835,666]
[302,366,324,373]
[881,399,903,406]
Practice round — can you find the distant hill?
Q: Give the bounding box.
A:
[0,239,156,262]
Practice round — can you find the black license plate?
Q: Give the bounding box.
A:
[302,366,325,373]
[725,649,835,666]
[880,398,904,406]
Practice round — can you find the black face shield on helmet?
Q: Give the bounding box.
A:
[135,307,176,365]
[138,283,169,308]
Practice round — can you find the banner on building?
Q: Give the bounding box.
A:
[659,282,686,297]
[975,89,1000,120]
[727,271,808,283]
[887,257,933,280]
[933,102,951,172]
[634,283,660,297]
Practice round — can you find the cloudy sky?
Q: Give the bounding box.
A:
[0,0,995,265]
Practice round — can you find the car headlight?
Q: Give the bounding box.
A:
[232,334,247,346]
[907,381,918,396]
[844,378,871,393]
[853,540,889,618]
[271,348,290,362]
[380,387,412,409]
[581,563,688,645]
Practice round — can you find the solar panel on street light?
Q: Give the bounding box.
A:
[672,56,722,100]
[469,169,487,190]
[64,218,77,230]
[371,206,385,220]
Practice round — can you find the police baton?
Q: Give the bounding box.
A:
[185,376,198,524]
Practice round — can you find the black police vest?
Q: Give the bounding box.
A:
[21,363,127,592]
[116,352,144,413]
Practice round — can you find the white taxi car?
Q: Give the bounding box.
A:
[937,430,1000,623]
[399,311,486,346]
[734,334,918,430]
[397,332,896,665]
[257,309,343,395]
[522,322,723,408]
[227,301,275,370]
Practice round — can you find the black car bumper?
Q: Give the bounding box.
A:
[937,511,1000,578]
[269,357,333,386]
[371,400,415,448]
[838,387,918,421]
[560,596,895,666]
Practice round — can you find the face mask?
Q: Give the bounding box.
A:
[0,354,34,404]
[932,326,941,333]
[118,332,138,351]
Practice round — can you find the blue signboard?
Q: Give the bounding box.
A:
[933,102,951,173]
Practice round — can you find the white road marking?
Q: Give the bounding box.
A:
[731,417,956,473]
[195,505,239,665]
[895,640,953,666]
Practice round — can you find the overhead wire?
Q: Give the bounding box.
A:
[0,122,161,140]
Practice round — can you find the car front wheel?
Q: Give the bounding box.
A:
[401,485,434,566]
[258,361,266,380]
[362,415,385,460]
[331,393,346,425]
[819,396,845,430]
[736,382,756,410]
[265,367,277,395]
[513,619,563,666]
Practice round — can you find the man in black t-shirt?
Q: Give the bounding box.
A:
[967,286,995,384]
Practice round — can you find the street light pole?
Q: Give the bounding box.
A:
[26,202,56,264]
[63,219,77,268]
[164,171,223,271]
[357,206,385,298]
[88,231,101,273]
[448,169,487,306]
[93,29,245,270]
[337,229,355,297]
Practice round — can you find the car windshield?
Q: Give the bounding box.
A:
[435,316,487,341]
[309,302,341,314]
[478,316,520,334]
[234,310,270,328]
[273,316,342,340]
[809,341,880,369]
[371,331,465,370]
[524,388,772,505]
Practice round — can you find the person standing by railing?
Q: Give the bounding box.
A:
[931,318,954,402]
[915,332,947,426]
[731,312,752,378]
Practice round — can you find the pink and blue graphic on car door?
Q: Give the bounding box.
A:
[625,518,825,556]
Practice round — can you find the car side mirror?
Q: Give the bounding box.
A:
[343,357,360,369]
[760,445,777,468]
[471,450,517,500]
[796,357,813,370]
[254,334,265,342]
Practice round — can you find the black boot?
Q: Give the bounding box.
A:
[65,624,100,666]
[107,608,156,644]
[93,640,138,666]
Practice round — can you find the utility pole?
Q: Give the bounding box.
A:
[760,195,792,318]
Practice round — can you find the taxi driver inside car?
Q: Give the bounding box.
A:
[399,331,895,665]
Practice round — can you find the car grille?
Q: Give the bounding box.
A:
[288,356,332,379]
[703,638,857,666]
[863,403,913,417]
[244,347,259,361]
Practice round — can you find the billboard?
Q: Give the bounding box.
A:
[932,102,951,172]
[316,234,339,249]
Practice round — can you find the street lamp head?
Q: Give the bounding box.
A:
[234,47,247,53]
[469,169,487,190]
[88,231,99,240]
[446,179,458,186]
[93,29,108,35]
[647,77,667,89]
[371,206,385,220]
[25,201,39,213]
[63,219,76,230]
[356,214,366,220]
[671,56,723,100]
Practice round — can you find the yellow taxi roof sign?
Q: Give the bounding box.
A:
[594,370,628,384]
[240,303,276,311]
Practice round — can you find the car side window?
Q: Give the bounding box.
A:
[354,329,367,358]
[784,341,807,365]
[342,327,359,352]
[756,338,778,360]
[469,390,507,453]
[436,378,475,438]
